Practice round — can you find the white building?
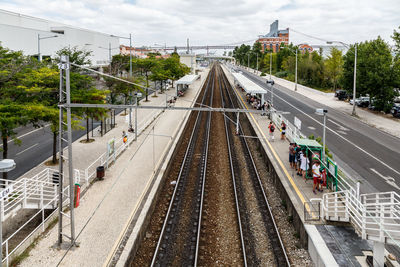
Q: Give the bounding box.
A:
[179,53,196,74]
[0,9,119,66]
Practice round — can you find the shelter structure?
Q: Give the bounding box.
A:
[232,72,268,104]
[175,74,200,96]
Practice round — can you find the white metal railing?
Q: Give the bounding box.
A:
[1,185,70,266]
[322,189,400,246]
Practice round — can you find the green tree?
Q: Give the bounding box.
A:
[342,37,396,111]
[392,26,400,57]
[325,47,343,90]
[134,58,157,101]
[55,46,92,71]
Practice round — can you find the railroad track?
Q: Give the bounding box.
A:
[219,64,291,266]
[150,64,215,266]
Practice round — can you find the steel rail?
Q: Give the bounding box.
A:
[219,67,248,267]
[150,65,215,266]
[221,66,291,266]
[194,66,213,266]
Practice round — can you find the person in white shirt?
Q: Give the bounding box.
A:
[300,149,309,182]
[312,160,322,194]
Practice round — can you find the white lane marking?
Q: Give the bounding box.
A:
[0,124,50,147]
[16,143,39,156]
[337,130,347,135]
[247,72,400,177]
[328,119,349,131]
[308,126,316,130]
[370,168,400,190]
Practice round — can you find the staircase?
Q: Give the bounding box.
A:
[322,189,400,246]
[0,168,60,222]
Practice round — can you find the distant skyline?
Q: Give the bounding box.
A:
[0,0,399,48]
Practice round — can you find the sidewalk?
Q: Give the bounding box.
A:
[17,69,209,266]
[239,66,400,139]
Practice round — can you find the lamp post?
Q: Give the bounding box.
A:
[134,92,142,141]
[98,43,120,74]
[112,34,134,132]
[269,51,272,80]
[256,53,259,74]
[37,34,58,62]
[316,109,328,162]
[266,80,275,107]
[327,41,357,116]
[281,44,304,91]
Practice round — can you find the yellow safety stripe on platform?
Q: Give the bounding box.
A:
[234,87,307,205]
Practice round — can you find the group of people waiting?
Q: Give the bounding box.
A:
[289,143,323,194]
[246,94,270,115]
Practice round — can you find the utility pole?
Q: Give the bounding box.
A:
[247,53,250,69]
[295,48,298,91]
[352,44,357,116]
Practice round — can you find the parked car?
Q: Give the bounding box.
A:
[391,103,400,118]
[335,90,348,100]
[350,96,370,107]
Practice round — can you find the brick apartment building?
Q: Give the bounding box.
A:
[257,20,289,53]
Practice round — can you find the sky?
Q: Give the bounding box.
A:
[0,0,399,49]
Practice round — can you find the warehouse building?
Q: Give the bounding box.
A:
[0,9,119,66]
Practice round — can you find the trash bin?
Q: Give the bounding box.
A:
[52,172,60,185]
[96,166,105,180]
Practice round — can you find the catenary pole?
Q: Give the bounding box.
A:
[65,56,76,245]
[129,34,133,132]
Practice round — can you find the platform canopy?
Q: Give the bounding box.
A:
[176,74,199,85]
[232,73,267,95]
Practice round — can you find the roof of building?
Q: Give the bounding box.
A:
[176,74,199,85]
[293,138,322,148]
[232,72,266,95]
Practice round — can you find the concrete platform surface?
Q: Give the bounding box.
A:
[221,64,382,267]
[18,69,208,267]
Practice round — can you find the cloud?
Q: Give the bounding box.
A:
[1,0,399,47]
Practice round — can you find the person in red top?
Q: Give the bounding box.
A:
[268,122,275,141]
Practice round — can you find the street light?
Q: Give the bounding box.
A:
[98,43,120,74]
[327,41,357,116]
[280,44,305,91]
[112,34,134,132]
[38,34,58,62]
[266,79,275,107]
[315,109,328,162]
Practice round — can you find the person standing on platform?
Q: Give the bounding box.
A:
[300,149,309,182]
[268,122,275,141]
[312,160,322,194]
[281,121,286,140]
[289,143,296,168]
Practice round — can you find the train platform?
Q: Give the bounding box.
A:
[17,69,209,266]
[220,65,391,267]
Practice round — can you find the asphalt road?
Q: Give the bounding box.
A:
[238,66,400,194]
[1,109,123,180]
